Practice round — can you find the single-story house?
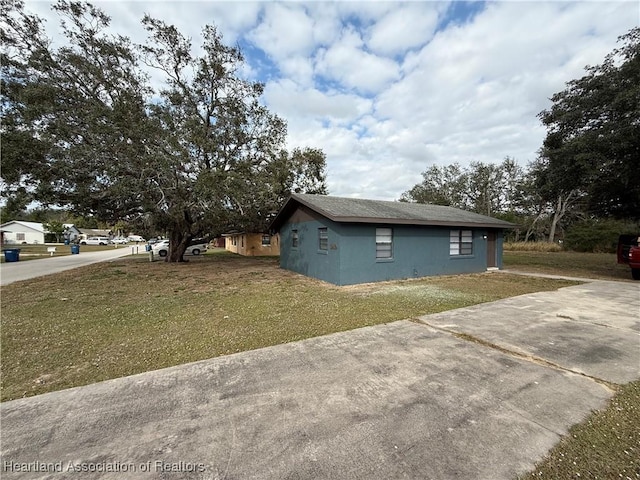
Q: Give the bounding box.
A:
[269,194,516,286]
[63,224,82,243]
[78,228,112,241]
[224,232,280,256]
[0,221,46,244]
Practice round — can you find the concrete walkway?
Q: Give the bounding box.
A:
[1,280,638,479]
[0,246,146,286]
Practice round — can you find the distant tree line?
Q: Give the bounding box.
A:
[402,27,640,249]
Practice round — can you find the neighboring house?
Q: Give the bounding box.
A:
[269,194,515,286]
[224,232,280,256]
[78,228,112,241]
[0,221,46,244]
[62,224,82,243]
[211,237,226,248]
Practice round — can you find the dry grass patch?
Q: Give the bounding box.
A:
[505,241,563,252]
[1,252,577,401]
[519,381,640,480]
[504,250,633,281]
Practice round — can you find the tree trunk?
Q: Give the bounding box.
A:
[548,191,575,243]
[548,206,560,243]
[166,229,191,262]
[525,211,544,242]
[165,211,194,262]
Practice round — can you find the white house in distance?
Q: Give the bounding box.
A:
[0,221,83,244]
[0,221,46,244]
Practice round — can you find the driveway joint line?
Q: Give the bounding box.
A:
[408,318,618,392]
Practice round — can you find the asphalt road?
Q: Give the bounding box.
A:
[0,246,146,286]
[1,279,638,480]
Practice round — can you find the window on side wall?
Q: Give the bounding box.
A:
[16,233,25,241]
[376,228,393,259]
[262,234,271,246]
[450,230,473,255]
[292,230,299,248]
[318,228,328,251]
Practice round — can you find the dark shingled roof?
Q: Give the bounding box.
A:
[270,194,516,231]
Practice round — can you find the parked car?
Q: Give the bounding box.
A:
[152,239,208,257]
[111,237,129,244]
[127,235,146,243]
[80,236,110,245]
[617,234,640,280]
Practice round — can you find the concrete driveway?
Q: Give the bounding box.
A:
[1,279,638,479]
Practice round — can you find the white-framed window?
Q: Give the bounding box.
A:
[16,233,25,241]
[292,229,299,248]
[262,234,271,246]
[376,228,393,259]
[318,228,328,251]
[450,230,473,256]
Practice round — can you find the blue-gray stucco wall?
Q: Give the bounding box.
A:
[279,218,504,286]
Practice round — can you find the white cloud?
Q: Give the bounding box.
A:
[367,3,442,57]
[20,1,640,201]
[315,26,401,94]
[247,3,317,59]
[264,79,373,124]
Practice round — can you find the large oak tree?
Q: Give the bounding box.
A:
[537,27,640,220]
[1,0,327,261]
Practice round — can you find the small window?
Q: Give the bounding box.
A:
[376,228,393,259]
[262,234,271,246]
[16,233,25,241]
[292,229,299,248]
[450,230,473,256]
[318,228,328,251]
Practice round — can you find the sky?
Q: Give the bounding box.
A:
[22,0,640,201]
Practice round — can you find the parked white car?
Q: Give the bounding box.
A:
[152,240,208,257]
[80,236,110,245]
[127,235,146,243]
[111,237,129,244]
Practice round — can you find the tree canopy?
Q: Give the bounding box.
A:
[400,157,526,218]
[1,0,327,261]
[537,27,640,220]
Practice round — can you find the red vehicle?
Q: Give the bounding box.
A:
[617,235,640,280]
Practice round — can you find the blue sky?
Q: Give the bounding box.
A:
[24,1,640,200]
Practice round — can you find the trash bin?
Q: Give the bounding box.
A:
[70,244,80,255]
[2,248,21,262]
[145,244,151,252]
[64,239,70,245]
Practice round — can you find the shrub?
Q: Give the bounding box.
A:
[564,219,640,253]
